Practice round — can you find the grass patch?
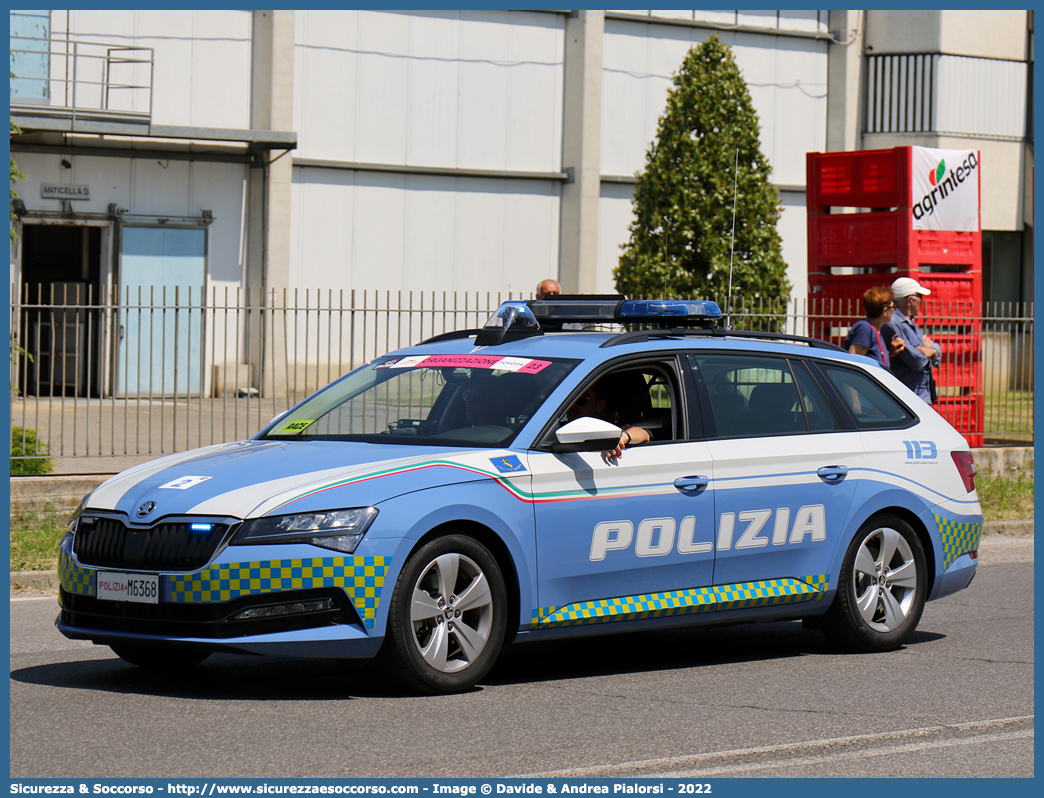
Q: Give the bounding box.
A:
[11,426,55,475]
[982,391,1033,442]
[10,504,70,572]
[976,469,1034,523]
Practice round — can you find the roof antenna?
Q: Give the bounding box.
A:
[662,226,668,300]
[724,148,739,330]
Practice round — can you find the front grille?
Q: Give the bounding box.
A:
[60,587,356,639]
[73,518,229,571]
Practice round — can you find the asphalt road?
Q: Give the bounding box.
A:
[10,538,1033,779]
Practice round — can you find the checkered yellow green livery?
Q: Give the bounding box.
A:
[59,550,93,596]
[935,513,982,569]
[532,574,830,628]
[170,556,391,629]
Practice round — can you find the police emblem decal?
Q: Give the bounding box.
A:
[490,455,525,473]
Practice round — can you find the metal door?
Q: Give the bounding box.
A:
[117,226,205,397]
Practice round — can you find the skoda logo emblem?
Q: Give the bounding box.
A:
[136,501,156,518]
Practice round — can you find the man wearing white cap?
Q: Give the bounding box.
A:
[881,277,941,403]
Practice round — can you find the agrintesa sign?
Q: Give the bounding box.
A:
[910,146,980,232]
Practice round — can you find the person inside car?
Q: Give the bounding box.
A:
[566,382,651,457]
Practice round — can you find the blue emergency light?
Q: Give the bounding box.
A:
[475,295,722,345]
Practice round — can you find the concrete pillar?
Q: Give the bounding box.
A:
[826,10,866,153]
[559,10,604,293]
[247,10,295,398]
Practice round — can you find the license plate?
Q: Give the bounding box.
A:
[96,572,159,604]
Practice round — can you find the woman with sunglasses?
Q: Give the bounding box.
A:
[842,286,906,368]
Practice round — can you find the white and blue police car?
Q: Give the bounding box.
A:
[58,297,983,693]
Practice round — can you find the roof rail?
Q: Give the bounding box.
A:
[419,329,480,345]
[600,327,845,350]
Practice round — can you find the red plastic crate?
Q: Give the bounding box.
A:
[808,211,914,271]
[807,148,911,211]
[919,278,983,312]
[934,396,984,447]
[808,275,903,311]
[806,146,983,445]
[935,361,979,390]
[915,230,981,264]
[810,222,982,275]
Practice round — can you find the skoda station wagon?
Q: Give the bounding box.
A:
[57,297,983,693]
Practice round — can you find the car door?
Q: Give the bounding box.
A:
[528,358,717,629]
[691,352,863,591]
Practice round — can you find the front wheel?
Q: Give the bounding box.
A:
[382,535,508,694]
[821,514,927,652]
[109,643,211,670]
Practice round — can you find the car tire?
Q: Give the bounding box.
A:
[821,514,927,652]
[109,643,211,669]
[383,534,508,694]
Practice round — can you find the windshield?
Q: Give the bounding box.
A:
[260,354,578,448]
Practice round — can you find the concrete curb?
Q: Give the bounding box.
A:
[983,519,1036,536]
[10,474,109,512]
[10,569,58,592]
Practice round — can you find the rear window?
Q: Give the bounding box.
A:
[693,353,842,438]
[819,363,915,430]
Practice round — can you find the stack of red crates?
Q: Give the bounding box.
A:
[806,147,983,446]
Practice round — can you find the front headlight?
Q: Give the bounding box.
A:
[68,492,93,535]
[231,507,378,554]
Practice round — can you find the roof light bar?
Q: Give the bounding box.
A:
[530,296,721,326]
[473,296,724,345]
[618,300,722,322]
[475,301,542,346]
[529,295,625,321]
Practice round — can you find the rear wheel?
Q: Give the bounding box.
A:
[822,514,927,652]
[383,534,507,694]
[109,643,211,670]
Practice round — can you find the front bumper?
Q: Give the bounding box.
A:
[56,536,393,659]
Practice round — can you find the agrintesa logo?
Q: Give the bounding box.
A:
[928,160,946,186]
[914,152,978,219]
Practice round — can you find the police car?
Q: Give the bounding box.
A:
[58,297,982,694]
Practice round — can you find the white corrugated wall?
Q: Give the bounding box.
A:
[290,9,565,296]
[934,55,1027,140]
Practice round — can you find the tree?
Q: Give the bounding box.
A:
[10,78,28,362]
[614,36,791,326]
[11,74,26,244]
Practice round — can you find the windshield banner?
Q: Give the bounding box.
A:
[383,355,552,373]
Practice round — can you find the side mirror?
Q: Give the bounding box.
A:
[549,417,622,453]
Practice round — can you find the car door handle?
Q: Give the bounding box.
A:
[674,475,710,493]
[817,465,849,483]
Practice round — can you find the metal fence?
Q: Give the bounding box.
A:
[9,288,1034,467]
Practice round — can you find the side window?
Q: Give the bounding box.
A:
[820,363,915,429]
[560,363,680,443]
[791,361,844,432]
[694,354,803,438]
